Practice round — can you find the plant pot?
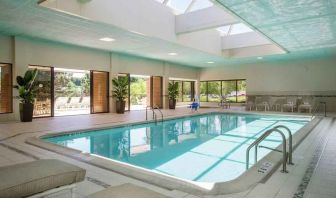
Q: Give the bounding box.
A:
[116,100,126,114]
[19,103,34,122]
[168,99,176,109]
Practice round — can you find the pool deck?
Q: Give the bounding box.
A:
[0,107,335,198]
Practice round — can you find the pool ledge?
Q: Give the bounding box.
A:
[25,116,320,195]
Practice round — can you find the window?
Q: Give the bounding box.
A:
[216,23,253,36]
[182,81,192,102]
[237,80,246,103]
[169,80,195,102]
[200,79,246,103]
[207,81,221,102]
[200,81,207,102]
[222,81,237,103]
[0,63,12,113]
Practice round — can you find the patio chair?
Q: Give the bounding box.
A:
[81,96,91,108]
[246,100,254,111]
[298,96,314,113]
[282,97,297,112]
[255,96,270,111]
[0,159,86,198]
[55,97,70,110]
[271,97,286,111]
[68,97,81,109]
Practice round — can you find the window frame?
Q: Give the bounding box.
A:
[0,63,13,114]
[169,80,195,102]
[200,79,246,103]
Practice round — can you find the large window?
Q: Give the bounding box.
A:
[0,64,12,113]
[200,80,246,103]
[169,80,195,102]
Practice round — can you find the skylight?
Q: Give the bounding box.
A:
[167,0,193,14]
[154,0,214,15]
[216,23,254,36]
[189,0,213,12]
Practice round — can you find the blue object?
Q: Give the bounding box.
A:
[191,102,199,110]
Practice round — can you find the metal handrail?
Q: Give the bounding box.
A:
[273,125,294,165]
[246,128,288,173]
[153,105,163,122]
[146,106,158,122]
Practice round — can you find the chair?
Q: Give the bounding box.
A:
[0,159,86,198]
[298,96,314,113]
[219,95,230,109]
[255,96,270,111]
[189,97,199,112]
[282,97,297,112]
[246,100,254,111]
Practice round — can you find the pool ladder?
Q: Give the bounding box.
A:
[146,105,163,123]
[246,125,294,173]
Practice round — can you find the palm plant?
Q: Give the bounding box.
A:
[112,77,129,113]
[168,81,179,109]
[14,69,38,122]
[112,77,128,101]
[14,69,38,104]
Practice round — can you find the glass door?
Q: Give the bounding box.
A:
[91,71,109,113]
[29,65,53,117]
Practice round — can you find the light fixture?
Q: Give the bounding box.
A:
[99,37,115,42]
[207,61,215,64]
[168,52,178,56]
[257,56,263,60]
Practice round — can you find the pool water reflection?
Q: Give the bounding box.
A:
[46,113,310,182]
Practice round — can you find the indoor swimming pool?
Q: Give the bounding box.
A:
[44,113,310,183]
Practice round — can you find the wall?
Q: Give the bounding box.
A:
[200,57,336,111]
[200,57,336,95]
[0,35,200,121]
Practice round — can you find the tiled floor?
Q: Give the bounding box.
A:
[0,107,335,198]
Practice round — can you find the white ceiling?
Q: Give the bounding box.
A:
[0,0,333,68]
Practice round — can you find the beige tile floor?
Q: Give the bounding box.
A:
[0,107,335,198]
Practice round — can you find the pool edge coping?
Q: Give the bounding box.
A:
[25,111,320,195]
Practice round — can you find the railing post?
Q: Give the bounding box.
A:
[274,125,294,165]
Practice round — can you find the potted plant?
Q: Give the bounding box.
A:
[14,69,38,122]
[168,81,179,109]
[112,77,128,114]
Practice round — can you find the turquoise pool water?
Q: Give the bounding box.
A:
[45,113,310,183]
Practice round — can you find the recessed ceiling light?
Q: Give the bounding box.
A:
[168,52,178,56]
[207,61,215,64]
[99,37,115,42]
[257,56,263,60]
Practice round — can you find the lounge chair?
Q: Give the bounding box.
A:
[86,183,169,198]
[0,159,86,198]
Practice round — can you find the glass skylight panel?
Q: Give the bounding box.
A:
[230,23,253,35]
[189,0,213,12]
[216,25,231,36]
[167,0,193,14]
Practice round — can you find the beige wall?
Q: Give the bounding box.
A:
[0,35,200,121]
[200,57,336,95]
